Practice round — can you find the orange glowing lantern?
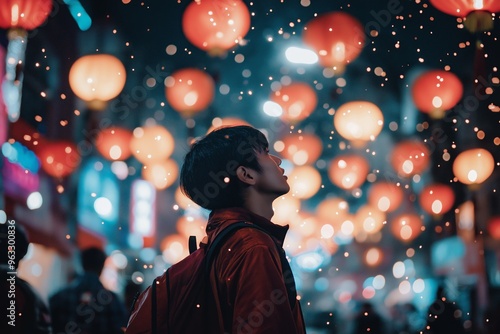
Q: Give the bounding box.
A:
[368,182,404,213]
[419,183,455,216]
[207,117,250,133]
[429,0,500,32]
[391,140,430,177]
[130,125,175,164]
[328,154,370,190]
[303,12,365,72]
[334,101,384,147]
[391,214,423,242]
[174,187,200,210]
[161,234,189,264]
[411,70,463,119]
[355,204,386,234]
[272,193,301,226]
[176,215,207,242]
[37,141,80,178]
[182,0,250,55]
[289,212,319,238]
[165,68,215,118]
[317,197,349,229]
[279,133,323,166]
[0,0,52,31]
[452,148,494,186]
[270,82,317,124]
[142,159,179,190]
[487,216,500,240]
[288,165,322,199]
[69,54,127,110]
[96,127,132,161]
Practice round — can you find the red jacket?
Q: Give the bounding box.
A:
[126,207,306,334]
[207,207,306,334]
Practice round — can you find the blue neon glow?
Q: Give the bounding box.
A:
[64,0,92,31]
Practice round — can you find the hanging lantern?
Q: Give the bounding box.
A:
[0,0,52,31]
[278,133,323,166]
[270,82,317,124]
[95,127,132,161]
[487,216,500,240]
[272,193,301,226]
[391,140,430,177]
[176,215,206,242]
[182,0,250,55]
[317,197,349,229]
[411,70,463,119]
[130,125,175,164]
[355,204,386,235]
[288,165,322,199]
[142,159,179,190]
[161,234,189,264]
[452,148,494,187]
[165,68,215,118]
[429,0,500,32]
[328,154,370,190]
[419,183,455,216]
[69,54,127,110]
[302,12,365,73]
[334,101,384,147]
[37,141,80,178]
[368,182,404,213]
[391,214,423,242]
[207,117,250,133]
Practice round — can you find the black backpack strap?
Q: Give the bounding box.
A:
[151,278,157,334]
[188,235,198,254]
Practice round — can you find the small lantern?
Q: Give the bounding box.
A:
[411,70,463,119]
[130,125,175,164]
[270,82,317,124]
[37,141,80,178]
[355,204,386,234]
[288,165,322,199]
[0,0,52,31]
[182,0,250,55]
[328,154,369,190]
[176,215,206,241]
[69,54,127,110]
[452,148,494,186]
[96,127,132,161]
[487,216,500,240]
[165,68,215,118]
[142,159,179,190]
[334,101,384,147]
[317,197,349,229]
[279,133,323,166]
[391,140,430,177]
[368,182,404,213]
[391,214,423,242]
[303,12,365,72]
[419,183,455,216]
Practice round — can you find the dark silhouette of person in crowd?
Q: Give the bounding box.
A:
[423,285,465,334]
[0,221,52,333]
[354,302,384,334]
[49,247,127,334]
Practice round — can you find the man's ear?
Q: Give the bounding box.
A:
[236,165,257,185]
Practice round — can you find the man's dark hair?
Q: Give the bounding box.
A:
[180,125,269,210]
[0,222,29,268]
[81,247,107,274]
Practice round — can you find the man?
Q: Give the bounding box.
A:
[180,125,306,333]
[0,221,52,333]
[49,247,127,334]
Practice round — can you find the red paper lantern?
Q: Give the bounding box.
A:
[37,141,80,178]
[303,12,365,72]
[165,68,215,118]
[96,127,133,161]
[412,70,463,119]
[368,182,404,213]
[429,0,500,31]
[391,140,430,177]
[182,0,250,55]
[328,154,370,190]
[487,216,500,240]
[270,82,317,124]
[130,125,175,164]
[391,214,423,242]
[334,101,384,147]
[0,0,52,31]
[419,183,455,216]
[452,148,494,186]
[279,133,323,166]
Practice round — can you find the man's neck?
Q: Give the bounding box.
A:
[243,195,276,221]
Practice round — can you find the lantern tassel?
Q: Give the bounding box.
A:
[464,11,494,33]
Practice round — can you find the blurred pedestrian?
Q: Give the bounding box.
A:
[423,285,465,334]
[354,302,384,334]
[49,247,127,334]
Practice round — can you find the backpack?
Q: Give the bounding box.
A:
[125,221,295,334]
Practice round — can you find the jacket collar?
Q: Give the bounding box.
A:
[206,207,289,245]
